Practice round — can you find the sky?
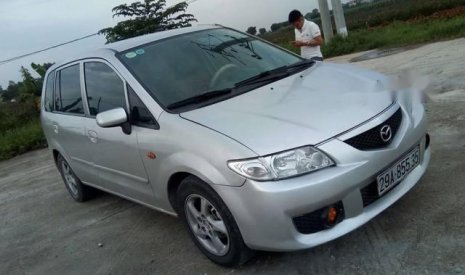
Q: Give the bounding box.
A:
[0,0,324,88]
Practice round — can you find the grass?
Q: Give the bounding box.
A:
[262,15,465,58]
[0,119,46,161]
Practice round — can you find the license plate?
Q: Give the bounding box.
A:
[377,146,421,196]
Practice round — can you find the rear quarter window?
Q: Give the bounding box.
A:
[43,71,55,112]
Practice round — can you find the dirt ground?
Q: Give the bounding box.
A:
[1,39,464,274]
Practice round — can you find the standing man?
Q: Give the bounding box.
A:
[289,10,324,61]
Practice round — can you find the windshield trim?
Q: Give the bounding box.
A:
[117,27,305,114]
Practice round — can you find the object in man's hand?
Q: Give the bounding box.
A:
[291,41,301,47]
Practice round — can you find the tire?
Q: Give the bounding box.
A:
[177,176,255,267]
[56,154,95,202]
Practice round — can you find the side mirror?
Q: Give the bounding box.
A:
[96,108,131,134]
[96,108,128,127]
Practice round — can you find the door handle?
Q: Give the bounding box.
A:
[87,130,98,143]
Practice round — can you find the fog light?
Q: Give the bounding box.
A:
[321,203,344,228]
[326,207,338,225]
[293,202,345,234]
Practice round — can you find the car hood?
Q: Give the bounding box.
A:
[180,63,394,155]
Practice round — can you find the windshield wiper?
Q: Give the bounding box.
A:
[167,60,315,110]
[286,59,315,71]
[167,88,232,110]
[234,68,289,88]
[234,59,315,88]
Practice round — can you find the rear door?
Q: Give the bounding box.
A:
[82,60,153,203]
[47,63,96,182]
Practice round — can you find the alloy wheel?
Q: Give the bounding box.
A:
[185,194,230,256]
[61,161,78,197]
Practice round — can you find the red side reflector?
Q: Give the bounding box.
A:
[147,152,157,160]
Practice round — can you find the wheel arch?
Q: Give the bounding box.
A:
[167,172,192,213]
[52,149,60,164]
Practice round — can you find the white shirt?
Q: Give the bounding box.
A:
[295,19,323,59]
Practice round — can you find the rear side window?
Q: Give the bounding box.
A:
[84,62,126,116]
[55,65,84,114]
[44,71,55,112]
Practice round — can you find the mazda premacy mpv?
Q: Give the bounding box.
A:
[41,25,430,266]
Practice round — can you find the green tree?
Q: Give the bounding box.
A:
[19,67,41,102]
[31,62,54,79]
[246,26,257,35]
[259,28,266,35]
[99,0,197,43]
[1,81,19,102]
[30,62,55,98]
[306,9,320,20]
[270,22,288,32]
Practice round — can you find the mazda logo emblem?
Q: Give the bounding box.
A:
[380,125,392,143]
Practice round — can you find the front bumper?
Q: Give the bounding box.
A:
[214,106,430,251]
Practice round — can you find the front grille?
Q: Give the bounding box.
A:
[344,108,403,150]
[361,177,407,207]
[293,202,345,234]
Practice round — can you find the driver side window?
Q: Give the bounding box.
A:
[84,62,126,116]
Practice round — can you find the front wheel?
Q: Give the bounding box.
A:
[177,176,254,267]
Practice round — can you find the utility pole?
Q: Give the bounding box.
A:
[317,0,334,43]
[331,0,348,37]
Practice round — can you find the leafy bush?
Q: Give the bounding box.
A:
[0,102,38,132]
[0,119,46,161]
[0,102,45,161]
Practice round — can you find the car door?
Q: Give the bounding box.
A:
[82,60,153,204]
[47,63,96,183]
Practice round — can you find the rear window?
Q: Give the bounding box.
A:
[55,64,84,114]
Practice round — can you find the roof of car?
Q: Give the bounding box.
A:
[48,24,221,72]
[107,24,221,52]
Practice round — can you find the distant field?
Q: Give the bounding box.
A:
[323,14,465,57]
[261,1,465,58]
[344,0,465,29]
[267,0,465,31]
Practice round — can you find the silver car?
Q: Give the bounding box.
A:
[41,25,430,266]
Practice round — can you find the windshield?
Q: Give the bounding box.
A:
[118,28,303,111]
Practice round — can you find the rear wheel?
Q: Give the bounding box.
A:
[177,176,254,267]
[57,154,95,202]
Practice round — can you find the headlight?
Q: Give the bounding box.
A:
[228,146,335,181]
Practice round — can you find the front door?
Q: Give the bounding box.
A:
[82,61,153,204]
